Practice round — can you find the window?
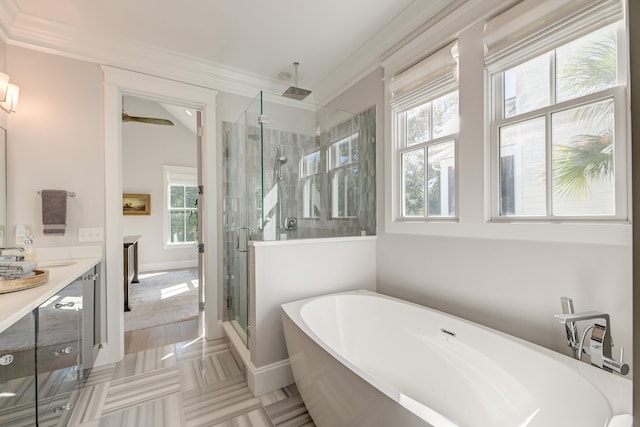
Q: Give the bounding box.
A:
[489,16,627,220]
[169,185,198,243]
[164,166,198,245]
[328,133,359,218]
[300,150,321,218]
[390,40,459,221]
[397,91,458,218]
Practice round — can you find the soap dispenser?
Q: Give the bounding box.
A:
[23,235,35,260]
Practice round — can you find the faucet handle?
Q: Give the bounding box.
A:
[599,346,629,376]
[602,350,629,376]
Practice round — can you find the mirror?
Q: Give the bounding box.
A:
[0,129,5,247]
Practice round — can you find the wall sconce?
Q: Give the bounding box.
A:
[0,72,19,114]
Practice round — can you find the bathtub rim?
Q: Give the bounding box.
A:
[280,289,632,419]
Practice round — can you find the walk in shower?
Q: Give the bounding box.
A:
[224,91,376,344]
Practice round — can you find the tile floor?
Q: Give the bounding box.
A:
[68,319,315,427]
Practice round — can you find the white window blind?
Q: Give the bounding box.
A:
[484,0,623,73]
[388,41,459,100]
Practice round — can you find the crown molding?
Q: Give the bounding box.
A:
[0,0,481,104]
[312,0,457,105]
[0,0,289,98]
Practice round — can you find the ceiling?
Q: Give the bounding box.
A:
[0,0,458,102]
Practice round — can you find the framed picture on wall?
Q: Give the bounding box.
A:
[123,193,151,215]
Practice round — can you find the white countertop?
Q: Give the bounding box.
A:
[0,246,102,334]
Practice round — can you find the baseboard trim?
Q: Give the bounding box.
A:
[139,259,198,273]
[223,321,294,396]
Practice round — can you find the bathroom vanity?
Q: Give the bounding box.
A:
[0,251,101,426]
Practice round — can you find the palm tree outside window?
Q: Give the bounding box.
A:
[494,22,624,218]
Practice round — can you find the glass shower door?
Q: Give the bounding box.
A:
[224,117,250,345]
[224,95,263,346]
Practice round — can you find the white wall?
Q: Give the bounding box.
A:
[2,45,255,365]
[377,233,631,356]
[250,237,377,368]
[6,46,105,249]
[122,95,197,271]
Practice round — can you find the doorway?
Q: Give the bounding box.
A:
[121,94,201,333]
[98,66,220,366]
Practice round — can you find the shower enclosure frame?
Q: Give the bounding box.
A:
[223,91,376,346]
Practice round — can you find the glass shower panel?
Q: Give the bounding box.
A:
[224,91,376,346]
[223,94,263,346]
[258,91,376,239]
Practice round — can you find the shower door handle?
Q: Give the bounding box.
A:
[237,227,251,253]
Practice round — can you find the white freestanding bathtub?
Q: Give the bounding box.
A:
[281,290,632,427]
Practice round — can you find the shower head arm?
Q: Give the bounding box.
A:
[293,62,300,87]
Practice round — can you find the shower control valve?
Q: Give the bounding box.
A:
[285,217,297,231]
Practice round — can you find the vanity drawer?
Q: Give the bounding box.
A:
[36,341,80,374]
[37,365,80,426]
[36,280,82,373]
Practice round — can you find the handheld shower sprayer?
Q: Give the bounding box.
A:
[275,145,288,181]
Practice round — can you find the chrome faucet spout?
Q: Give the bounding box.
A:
[554,311,609,325]
[554,299,629,376]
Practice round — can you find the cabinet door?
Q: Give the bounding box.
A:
[0,310,37,427]
[37,279,82,425]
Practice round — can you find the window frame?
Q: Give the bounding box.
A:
[392,88,459,221]
[328,132,360,219]
[299,149,322,219]
[163,165,198,247]
[488,21,629,222]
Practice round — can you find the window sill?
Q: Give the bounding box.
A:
[384,218,631,246]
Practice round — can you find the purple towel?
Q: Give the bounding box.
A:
[41,189,67,235]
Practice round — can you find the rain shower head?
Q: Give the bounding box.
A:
[282,62,311,100]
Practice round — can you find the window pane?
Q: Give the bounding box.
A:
[351,135,360,164]
[406,103,430,146]
[301,151,320,178]
[432,91,459,138]
[346,166,358,217]
[186,211,198,242]
[427,141,455,217]
[503,55,550,118]
[551,99,614,216]
[556,24,617,103]
[170,186,184,208]
[402,149,425,217]
[329,135,358,170]
[185,186,198,208]
[331,169,345,217]
[499,118,546,216]
[303,176,321,218]
[330,167,358,218]
[170,211,185,243]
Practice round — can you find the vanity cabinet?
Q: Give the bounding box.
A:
[0,262,100,426]
[0,310,37,426]
[36,278,83,426]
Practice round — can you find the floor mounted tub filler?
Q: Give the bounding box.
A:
[281,290,632,427]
